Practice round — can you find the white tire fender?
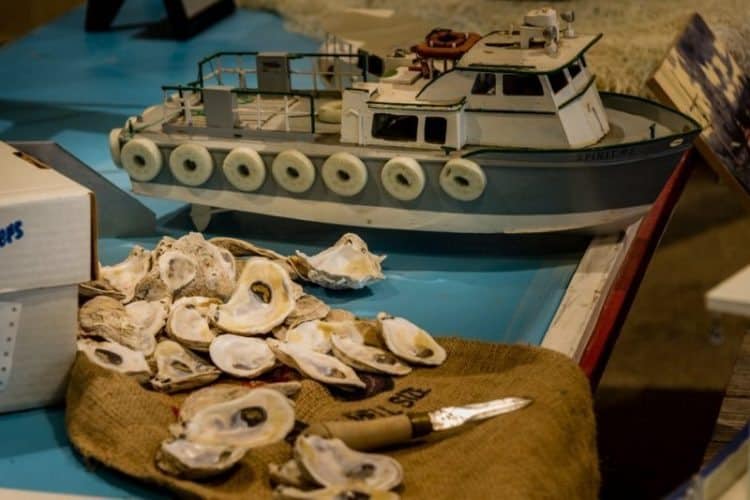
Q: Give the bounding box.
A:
[109,128,122,167]
[120,137,162,182]
[223,147,266,192]
[272,149,316,193]
[439,158,486,201]
[169,143,214,186]
[321,152,368,197]
[380,156,425,201]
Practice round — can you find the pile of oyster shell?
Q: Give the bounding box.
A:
[76,231,446,490]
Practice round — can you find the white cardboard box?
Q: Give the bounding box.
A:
[0,141,96,413]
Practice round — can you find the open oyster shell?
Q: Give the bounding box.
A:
[285,294,331,329]
[172,232,236,300]
[294,435,403,491]
[79,279,126,301]
[284,320,365,354]
[209,334,276,378]
[99,245,152,303]
[156,438,246,479]
[166,296,220,351]
[291,234,385,290]
[78,296,156,356]
[150,340,220,393]
[213,258,296,335]
[158,250,198,292]
[125,299,168,339]
[267,339,365,389]
[377,313,446,366]
[273,485,400,500]
[331,334,411,376]
[209,237,287,261]
[77,339,151,383]
[181,388,295,448]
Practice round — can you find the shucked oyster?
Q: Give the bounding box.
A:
[213,258,296,335]
[181,388,295,448]
[273,485,400,500]
[99,245,152,303]
[77,339,151,383]
[209,334,276,378]
[151,340,220,393]
[78,296,156,356]
[156,438,246,479]
[331,334,411,376]
[291,234,385,290]
[294,435,403,491]
[166,296,220,351]
[267,339,365,389]
[377,313,446,366]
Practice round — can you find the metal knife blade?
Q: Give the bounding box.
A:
[428,397,532,431]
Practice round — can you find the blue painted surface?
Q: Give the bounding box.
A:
[0,1,587,496]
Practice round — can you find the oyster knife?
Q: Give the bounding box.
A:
[303,396,532,451]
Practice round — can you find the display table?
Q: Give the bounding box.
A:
[0,1,692,497]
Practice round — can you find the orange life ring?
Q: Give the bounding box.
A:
[415,29,481,60]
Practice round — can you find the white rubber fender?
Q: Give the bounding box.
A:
[272,149,316,193]
[108,128,122,167]
[120,137,162,182]
[169,143,214,186]
[223,147,266,192]
[318,100,342,124]
[439,158,486,201]
[321,152,368,197]
[380,156,425,201]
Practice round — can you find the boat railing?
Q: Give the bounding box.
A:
[195,50,370,94]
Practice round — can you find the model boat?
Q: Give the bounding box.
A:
[109,7,700,233]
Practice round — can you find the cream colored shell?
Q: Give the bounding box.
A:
[78,296,156,356]
[151,340,220,393]
[99,245,151,303]
[377,313,446,366]
[77,339,151,383]
[182,388,295,448]
[331,334,411,376]
[267,339,365,389]
[213,258,296,335]
[209,334,276,378]
[156,439,246,479]
[293,233,385,290]
[166,296,220,351]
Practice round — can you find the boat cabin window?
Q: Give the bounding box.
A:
[471,73,496,95]
[424,117,447,144]
[502,74,544,96]
[371,113,418,142]
[568,59,583,78]
[547,69,569,93]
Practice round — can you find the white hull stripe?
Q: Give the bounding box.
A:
[132,182,650,234]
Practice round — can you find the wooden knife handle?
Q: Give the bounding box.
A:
[303,413,432,451]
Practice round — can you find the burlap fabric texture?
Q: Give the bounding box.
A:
[66,338,599,499]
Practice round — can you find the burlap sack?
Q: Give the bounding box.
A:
[66,338,599,499]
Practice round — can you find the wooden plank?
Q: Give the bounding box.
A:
[542,223,638,361]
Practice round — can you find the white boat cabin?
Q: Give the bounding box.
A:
[340,8,609,150]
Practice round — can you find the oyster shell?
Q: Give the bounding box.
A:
[325,309,356,322]
[125,299,169,339]
[291,234,385,290]
[158,250,198,292]
[273,485,400,500]
[78,296,156,356]
[150,340,220,393]
[79,279,125,301]
[179,383,301,426]
[267,339,365,389]
[269,459,312,488]
[166,296,220,351]
[377,313,446,366]
[331,334,411,376]
[77,339,151,382]
[284,320,364,354]
[181,388,295,448]
[209,236,287,261]
[99,245,152,303]
[285,294,331,329]
[213,258,296,335]
[295,435,403,491]
[171,232,236,300]
[209,334,276,378]
[156,438,246,479]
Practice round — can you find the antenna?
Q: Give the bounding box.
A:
[561,10,575,38]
